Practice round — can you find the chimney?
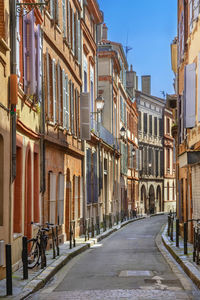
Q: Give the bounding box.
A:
[102,23,108,40]
[141,75,151,95]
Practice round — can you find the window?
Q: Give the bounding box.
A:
[144,113,147,134]
[120,97,124,122]
[49,172,57,224]
[154,117,157,136]
[149,115,152,135]
[62,70,69,129]
[167,148,170,170]
[70,81,74,133]
[138,111,141,131]
[167,118,170,135]
[167,182,169,200]
[57,173,64,225]
[62,0,67,38]
[52,59,57,123]
[86,148,92,203]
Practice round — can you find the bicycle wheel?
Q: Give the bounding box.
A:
[27,239,40,269]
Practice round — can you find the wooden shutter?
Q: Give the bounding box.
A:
[52,59,57,123]
[70,82,74,133]
[46,49,50,117]
[72,9,75,53]
[62,0,67,38]
[57,61,61,124]
[80,92,91,140]
[36,26,42,102]
[184,63,196,128]
[16,10,21,83]
[23,15,27,91]
[67,0,71,46]
[55,0,59,25]
[75,11,78,59]
[65,74,69,130]
[78,17,81,64]
[62,69,66,128]
[27,10,36,95]
[49,172,57,224]
[87,149,92,204]
[57,173,64,225]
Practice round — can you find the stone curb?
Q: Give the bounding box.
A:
[13,216,146,299]
[161,225,200,289]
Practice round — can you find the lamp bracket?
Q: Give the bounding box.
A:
[16,1,49,17]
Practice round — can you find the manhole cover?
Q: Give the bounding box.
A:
[119,270,153,277]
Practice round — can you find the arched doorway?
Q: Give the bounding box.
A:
[149,185,155,214]
[157,186,162,212]
[141,185,147,213]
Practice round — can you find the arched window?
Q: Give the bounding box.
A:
[0,134,3,226]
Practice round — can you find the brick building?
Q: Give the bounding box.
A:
[0,0,10,279]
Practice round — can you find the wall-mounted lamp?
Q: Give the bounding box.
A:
[16,0,50,16]
[120,126,126,138]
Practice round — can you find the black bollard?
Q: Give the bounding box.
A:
[176,219,179,248]
[6,244,12,296]
[168,215,171,236]
[22,236,28,279]
[91,218,94,238]
[56,226,60,256]
[184,222,188,255]
[170,217,173,241]
[193,227,196,262]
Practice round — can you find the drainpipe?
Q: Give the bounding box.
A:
[9,0,17,244]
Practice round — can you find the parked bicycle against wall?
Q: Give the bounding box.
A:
[27,222,49,269]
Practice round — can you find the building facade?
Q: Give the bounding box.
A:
[136,88,165,215]
[163,107,176,212]
[0,0,10,279]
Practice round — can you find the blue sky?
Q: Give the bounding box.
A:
[97,0,177,98]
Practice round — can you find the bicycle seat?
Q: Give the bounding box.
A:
[42,227,50,232]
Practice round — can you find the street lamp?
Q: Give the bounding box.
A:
[95,95,105,112]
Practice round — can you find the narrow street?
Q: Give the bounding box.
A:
[30,216,200,300]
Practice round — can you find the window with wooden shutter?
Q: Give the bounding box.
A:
[71,8,75,53]
[78,17,81,64]
[62,69,66,127]
[49,172,57,224]
[80,92,91,140]
[23,15,27,91]
[65,74,70,130]
[62,0,67,38]
[57,61,61,124]
[87,148,92,203]
[184,63,196,128]
[67,0,71,46]
[52,59,57,123]
[16,13,21,83]
[70,81,74,133]
[57,173,64,225]
[46,49,50,118]
[75,11,78,59]
[36,26,42,102]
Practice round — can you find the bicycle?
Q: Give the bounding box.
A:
[27,222,49,269]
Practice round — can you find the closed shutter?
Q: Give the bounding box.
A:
[67,0,71,46]
[16,13,20,82]
[37,26,42,102]
[184,63,196,128]
[93,152,98,203]
[55,0,59,25]
[80,92,91,140]
[78,17,81,64]
[27,10,36,95]
[62,69,66,128]
[52,59,57,123]
[46,49,50,117]
[57,173,64,225]
[70,81,74,133]
[23,15,27,91]
[75,11,78,59]
[49,172,57,224]
[65,74,69,130]
[87,149,92,204]
[62,0,67,38]
[57,61,61,124]
[75,89,80,138]
[189,0,193,32]
[72,9,75,53]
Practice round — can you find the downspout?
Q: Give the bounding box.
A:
[10,0,17,244]
[40,28,46,224]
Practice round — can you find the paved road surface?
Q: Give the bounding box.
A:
[30,216,200,299]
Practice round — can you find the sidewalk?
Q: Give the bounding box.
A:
[0,216,145,300]
[162,223,200,289]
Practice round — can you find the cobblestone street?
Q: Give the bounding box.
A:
[30,216,200,300]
